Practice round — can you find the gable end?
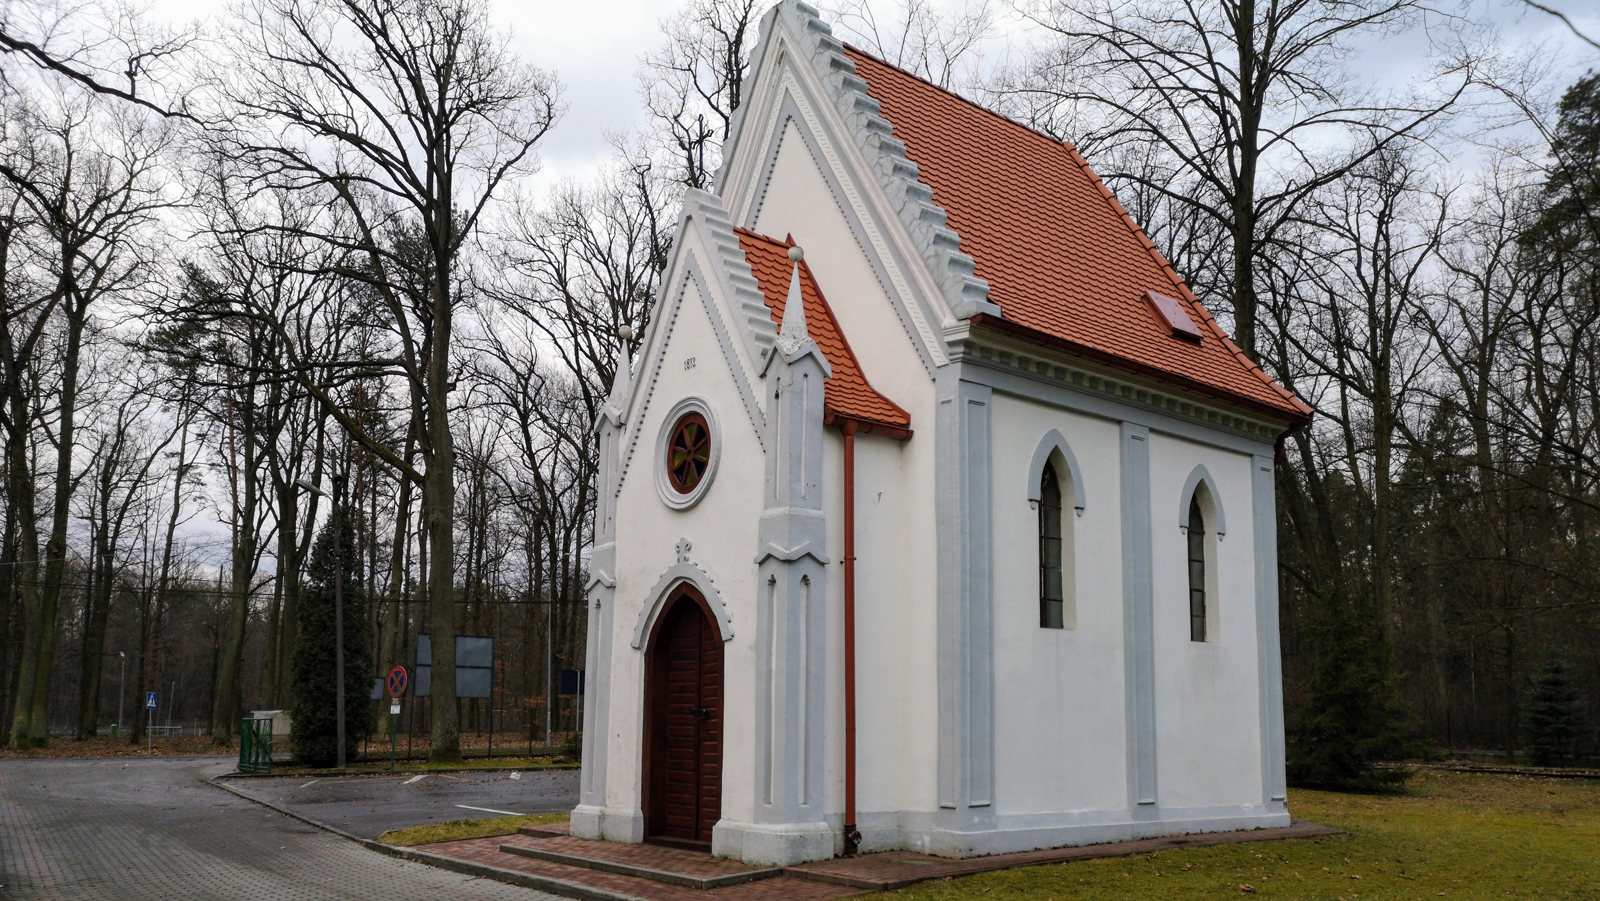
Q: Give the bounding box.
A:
[720,0,997,324]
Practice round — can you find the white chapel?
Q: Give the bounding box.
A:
[574,0,1313,866]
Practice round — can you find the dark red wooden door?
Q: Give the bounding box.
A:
[646,591,722,844]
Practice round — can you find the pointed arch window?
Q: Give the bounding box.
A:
[1039,465,1066,629]
[1187,496,1207,642]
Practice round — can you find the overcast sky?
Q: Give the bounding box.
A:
[125,0,1594,563]
[135,0,1594,199]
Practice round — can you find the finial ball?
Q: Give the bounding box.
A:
[787,245,804,262]
[617,324,633,341]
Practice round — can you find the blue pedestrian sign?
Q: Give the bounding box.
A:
[145,691,157,710]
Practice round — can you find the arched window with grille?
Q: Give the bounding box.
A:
[1029,432,1083,630]
[1039,464,1066,629]
[1187,495,1207,642]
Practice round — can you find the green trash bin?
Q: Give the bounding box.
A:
[239,717,273,774]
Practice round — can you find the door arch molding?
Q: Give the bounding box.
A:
[632,562,733,649]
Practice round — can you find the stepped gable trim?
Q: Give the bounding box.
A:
[765,1,996,322]
[734,84,945,375]
[682,188,781,366]
[737,228,913,437]
[840,43,1310,421]
[616,253,767,502]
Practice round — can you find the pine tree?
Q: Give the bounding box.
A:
[1523,655,1584,767]
[1288,588,1418,791]
[289,510,371,767]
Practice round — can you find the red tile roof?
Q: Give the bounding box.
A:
[736,228,913,436]
[843,47,1311,423]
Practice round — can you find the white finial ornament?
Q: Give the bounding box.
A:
[776,249,809,356]
[605,323,635,414]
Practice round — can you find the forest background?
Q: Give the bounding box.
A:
[1,0,1597,779]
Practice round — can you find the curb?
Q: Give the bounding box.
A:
[215,763,580,780]
[206,774,627,901]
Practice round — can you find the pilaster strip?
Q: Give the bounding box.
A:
[1120,422,1157,812]
[1253,455,1288,804]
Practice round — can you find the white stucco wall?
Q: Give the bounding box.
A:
[989,393,1129,817]
[606,239,769,822]
[1147,433,1264,812]
[753,114,943,823]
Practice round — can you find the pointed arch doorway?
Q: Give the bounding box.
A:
[642,584,724,847]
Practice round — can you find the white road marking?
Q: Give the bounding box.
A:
[300,780,318,788]
[403,775,426,784]
[509,772,521,780]
[455,804,523,817]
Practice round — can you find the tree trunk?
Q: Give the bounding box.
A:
[27,291,87,746]
[3,410,40,748]
[212,389,258,742]
[377,429,415,740]
[76,505,115,739]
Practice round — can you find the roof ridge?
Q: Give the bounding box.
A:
[771,1,996,321]
[840,43,1077,154]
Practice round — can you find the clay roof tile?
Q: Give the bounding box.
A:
[842,46,1310,422]
[736,228,912,434]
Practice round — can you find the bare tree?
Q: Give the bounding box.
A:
[210,0,561,761]
[1003,0,1474,360]
[640,0,767,190]
[0,88,173,747]
[73,354,180,740]
[825,0,997,91]
[0,0,197,119]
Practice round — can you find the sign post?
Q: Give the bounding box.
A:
[145,692,157,753]
[386,665,408,770]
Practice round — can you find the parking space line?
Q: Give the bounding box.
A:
[455,804,523,816]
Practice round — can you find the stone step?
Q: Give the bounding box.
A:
[519,822,571,839]
[499,842,783,890]
[415,835,860,900]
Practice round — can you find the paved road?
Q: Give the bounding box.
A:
[225,767,580,839]
[0,756,561,900]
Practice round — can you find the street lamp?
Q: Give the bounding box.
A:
[297,474,349,771]
[117,651,126,736]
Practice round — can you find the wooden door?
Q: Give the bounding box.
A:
[644,590,723,845]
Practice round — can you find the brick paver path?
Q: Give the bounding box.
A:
[0,756,559,900]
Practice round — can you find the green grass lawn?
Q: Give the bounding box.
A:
[868,770,1600,900]
[381,812,569,845]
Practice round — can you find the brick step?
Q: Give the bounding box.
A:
[418,835,861,901]
[519,822,571,839]
[499,842,783,889]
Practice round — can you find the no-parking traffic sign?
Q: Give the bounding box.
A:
[387,665,408,698]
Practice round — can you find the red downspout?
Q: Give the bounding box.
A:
[842,419,861,856]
